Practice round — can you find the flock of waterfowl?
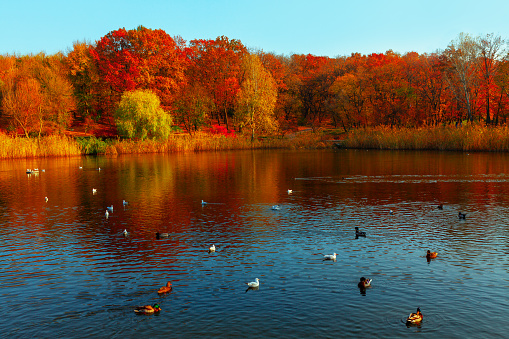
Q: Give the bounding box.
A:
[37,167,454,323]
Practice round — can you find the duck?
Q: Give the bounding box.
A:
[158,281,172,294]
[426,250,437,259]
[458,212,466,219]
[134,304,161,314]
[123,200,128,206]
[45,196,48,202]
[287,189,293,194]
[123,229,128,236]
[156,232,170,239]
[107,205,114,212]
[201,200,207,205]
[355,227,366,237]
[92,188,97,194]
[272,205,280,210]
[323,253,337,261]
[358,277,372,288]
[438,204,443,210]
[406,307,423,324]
[26,169,32,174]
[246,278,260,288]
[209,244,216,252]
[105,210,109,219]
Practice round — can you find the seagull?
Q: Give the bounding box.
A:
[45,197,48,202]
[105,210,109,219]
[123,229,128,236]
[323,253,337,261]
[209,244,216,252]
[92,188,97,194]
[123,200,128,206]
[287,189,293,194]
[107,205,113,212]
[201,200,207,205]
[246,278,260,288]
[272,205,280,210]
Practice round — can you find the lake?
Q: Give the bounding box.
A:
[1,149,509,338]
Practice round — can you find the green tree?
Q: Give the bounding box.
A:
[235,54,278,141]
[115,89,172,140]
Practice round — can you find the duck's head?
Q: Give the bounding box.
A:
[360,277,366,282]
[153,303,161,310]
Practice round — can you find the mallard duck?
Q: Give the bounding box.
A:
[458,212,466,219]
[323,253,337,260]
[134,304,161,314]
[358,277,372,288]
[246,278,260,288]
[209,244,216,252]
[158,281,172,294]
[406,307,423,324]
[426,250,437,259]
[355,227,366,237]
[156,232,170,239]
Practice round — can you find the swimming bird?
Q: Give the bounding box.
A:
[272,205,280,210]
[390,210,394,215]
[287,189,293,194]
[323,253,337,261]
[426,250,437,259]
[201,200,207,205]
[438,204,443,210]
[134,304,161,314]
[158,281,172,294]
[209,244,216,252]
[26,169,32,174]
[45,197,48,202]
[156,232,170,239]
[123,229,128,236]
[406,307,423,324]
[358,277,372,288]
[458,212,466,219]
[105,210,109,219]
[355,227,366,237]
[123,200,128,206]
[98,167,101,171]
[79,166,83,169]
[107,205,113,212]
[92,188,97,194]
[246,278,260,288]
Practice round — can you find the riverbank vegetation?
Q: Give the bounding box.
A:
[1,28,509,158]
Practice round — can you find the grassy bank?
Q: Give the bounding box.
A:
[0,130,327,158]
[342,125,509,152]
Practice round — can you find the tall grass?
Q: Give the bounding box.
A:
[0,133,82,158]
[343,125,509,152]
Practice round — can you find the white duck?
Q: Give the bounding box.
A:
[272,205,280,210]
[323,253,337,260]
[287,189,293,194]
[201,200,207,205]
[107,205,113,212]
[105,210,109,219]
[123,229,128,236]
[92,188,97,194]
[246,278,260,288]
[123,200,128,206]
[209,244,216,252]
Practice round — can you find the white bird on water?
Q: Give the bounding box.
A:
[105,210,109,219]
[209,244,216,252]
[107,205,113,212]
[288,189,293,194]
[123,229,128,236]
[246,278,260,288]
[323,253,337,261]
[123,200,128,206]
[272,205,280,210]
[92,188,97,194]
[201,200,207,205]
[45,197,48,202]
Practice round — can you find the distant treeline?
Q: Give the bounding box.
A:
[0,28,507,139]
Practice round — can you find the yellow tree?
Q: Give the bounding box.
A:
[235,54,278,141]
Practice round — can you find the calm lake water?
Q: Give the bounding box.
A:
[1,149,509,338]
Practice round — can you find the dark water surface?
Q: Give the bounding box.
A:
[1,150,509,338]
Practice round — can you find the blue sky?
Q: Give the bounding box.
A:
[2,0,509,57]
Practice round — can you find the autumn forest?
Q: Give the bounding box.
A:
[1,27,508,147]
